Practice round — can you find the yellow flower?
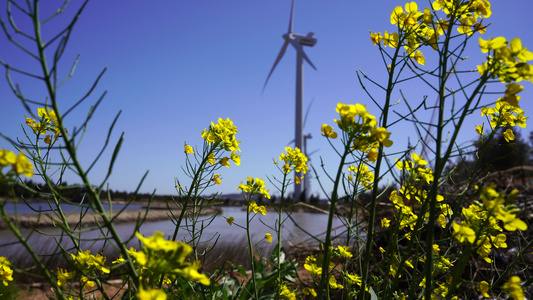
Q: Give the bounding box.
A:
[112,255,125,264]
[136,287,167,300]
[502,276,524,300]
[510,37,533,63]
[0,257,13,286]
[219,156,230,167]
[207,153,215,165]
[230,152,241,166]
[379,247,386,253]
[321,124,338,139]
[184,144,194,154]
[44,134,52,145]
[412,50,426,65]
[294,175,303,184]
[248,201,267,215]
[383,31,399,48]
[367,148,378,163]
[181,261,211,286]
[279,284,297,300]
[81,276,95,290]
[411,153,428,166]
[212,174,221,185]
[302,287,317,297]
[452,222,476,244]
[479,37,507,53]
[370,31,382,45]
[337,245,353,258]
[329,275,344,289]
[478,281,490,298]
[13,152,34,177]
[381,217,391,228]
[371,127,393,147]
[0,149,16,167]
[135,232,185,253]
[70,250,110,274]
[279,147,309,174]
[226,216,234,225]
[304,256,322,276]
[503,128,515,142]
[56,268,74,287]
[475,125,484,136]
[265,233,273,242]
[237,177,271,199]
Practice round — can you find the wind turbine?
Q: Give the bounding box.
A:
[263,0,317,201]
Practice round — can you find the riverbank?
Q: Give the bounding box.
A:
[0,204,221,229]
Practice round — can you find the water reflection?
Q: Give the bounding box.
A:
[0,206,347,270]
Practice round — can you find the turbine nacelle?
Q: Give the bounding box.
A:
[283,32,317,47]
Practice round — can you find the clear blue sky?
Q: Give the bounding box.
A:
[1,1,532,199]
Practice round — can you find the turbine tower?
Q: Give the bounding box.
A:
[263,0,317,201]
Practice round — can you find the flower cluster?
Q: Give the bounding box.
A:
[324,103,392,161]
[53,249,110,291]
[452,185,527,263]
[0,149,34,178]
[347,164,374,191]
[478,82,528,142]
[25,107,62,144]
[0,256,13,286]
[475,37,531,160]
[303,246,361,295]
[279,283,297,300]
[392,153,449,231]
[278,146,308,175]
[70,250,110,275]
[478,37,533,83]
[132,232,210,287]
[248,200,267,215]
[237,177,271,199]
[200,118,241,167]
[502,276,525,300]
[371,1,491,65]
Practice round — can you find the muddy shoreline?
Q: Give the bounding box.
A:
[0,203,221,230]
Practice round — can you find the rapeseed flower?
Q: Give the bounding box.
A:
[212,174,221,185]
[265,233,273,242]
[321,124,337,139]
[279,147,308,174]
[237,177,271,199]
[248,201,267,215]
[70,250,110,274]
[184,144,194,154]
[279,284,296,300]
[226,216,234,225]
[0,257,13,286]
[137,287,167,300]
[502,276,524,300]
[56,268,74,287]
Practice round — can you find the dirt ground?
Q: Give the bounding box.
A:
[12,280,127,300]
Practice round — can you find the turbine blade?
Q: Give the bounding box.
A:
[301,48,317,70]
[304,97,315,128]
[262,41,289,94]
[288,0,295,34]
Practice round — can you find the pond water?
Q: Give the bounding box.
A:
[2,202,143,214]
[0,206,357,270]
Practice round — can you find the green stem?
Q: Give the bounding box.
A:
[32,0,139,291]
[246,197,259,300]
[317,145,351,299]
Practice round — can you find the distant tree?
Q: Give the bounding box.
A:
[446,128,531,185]
[477,128,531,172]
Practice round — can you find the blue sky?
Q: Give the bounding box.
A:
[1,1,532,199]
